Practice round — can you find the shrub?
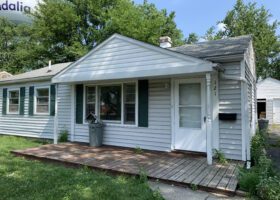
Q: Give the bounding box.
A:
[257,176,280,200]
[134,146,143,154]
[238,154,274,195]
[251,130,266,165]
[258,155,274,178]
[190,184,198,191]
[238,167,260,195]
[58,130,68,142]
[213,149,228,164]
[138,169,148,183]
[238,127,280,198]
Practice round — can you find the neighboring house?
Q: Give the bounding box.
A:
[257,77,280,124]
[0,62,71,138]
[0,71,13,80]
[0,34,257,165]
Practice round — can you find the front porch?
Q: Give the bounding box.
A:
[12,143,243,194]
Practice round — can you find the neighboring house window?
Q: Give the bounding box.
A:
[85,86,96,117]
[123,83,136,124]
[35,87,49,114]
[8,89,19,114]
[100,85,122,121]
[84,82,137,125]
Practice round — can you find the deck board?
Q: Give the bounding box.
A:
[11,143,242,194]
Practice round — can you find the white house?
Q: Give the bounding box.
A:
[0,34,257,165]
[0,62,71,138]
[257,77,280,124]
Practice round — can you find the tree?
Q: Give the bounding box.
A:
[203,26,222,41]
[268,57,280,79]
[185,33,199,44]
[0,0,184,73]
[101,0,184,46]
[0,18,16,72]
[207,0,280,78]
[0,18,44,74]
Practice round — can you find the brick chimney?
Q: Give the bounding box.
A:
[159,36,172,48]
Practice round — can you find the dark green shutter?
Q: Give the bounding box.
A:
[50,84,56,116]
[19,87,25,115]
[76,84,84,124]
[2,88,7,115]
[138,80,149,127]
[29,86,34,116]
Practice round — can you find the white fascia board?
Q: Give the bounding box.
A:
[52,63,213,83]
[0,76,52,86]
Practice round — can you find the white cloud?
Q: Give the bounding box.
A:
[198,38,207,43]
[217,23,226,32]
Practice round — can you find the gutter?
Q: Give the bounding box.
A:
[0,75,53,85]
[220,74,247,83]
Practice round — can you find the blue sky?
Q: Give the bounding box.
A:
[133,0,280,38]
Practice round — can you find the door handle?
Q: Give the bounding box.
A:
[204,116,206,123]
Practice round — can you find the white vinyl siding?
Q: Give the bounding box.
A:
[257,78,280,124]
[0,81,54,139]
[57,84,72,139]
[266,99,274,123]
[245,62,257,130]
[72,79,172,151]
[218,62,243,160]
[53,36,212,83]
[257,78,280,99]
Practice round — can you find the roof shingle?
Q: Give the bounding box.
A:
[0,62,72,84]
[170,35,252,59]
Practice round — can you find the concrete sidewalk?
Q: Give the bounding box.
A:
[149,181,245,200]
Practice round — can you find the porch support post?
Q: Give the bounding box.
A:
[206,73,213,165]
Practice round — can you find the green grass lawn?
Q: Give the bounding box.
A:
[0,136,163,200]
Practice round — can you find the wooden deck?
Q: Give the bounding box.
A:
[11,143,243,194]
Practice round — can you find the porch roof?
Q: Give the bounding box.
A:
[52,34,216,84]
[0,62,71,85]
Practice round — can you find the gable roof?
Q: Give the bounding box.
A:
[257,77,280,86]
[0,62,72,85]
[52,34,215,83]
[0,71,13,80]
[170,35,252,60]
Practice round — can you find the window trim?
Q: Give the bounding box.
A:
[34,86,50,115]
[7,88,20,115]
[83,81,138,127]
[84,85,98,122]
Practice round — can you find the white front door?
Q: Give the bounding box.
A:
[174,78,206,152]
[273,99,280,124]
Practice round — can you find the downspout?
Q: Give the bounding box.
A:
[216,63,250,168]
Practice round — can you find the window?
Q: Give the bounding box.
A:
[8,90,19,114]
[35,88,49,114]
[100,85,122,121]
[123,83,136,124]
[85,86,96,117]
[84,83,137,125]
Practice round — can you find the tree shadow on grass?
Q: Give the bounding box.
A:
[0,137,163,200]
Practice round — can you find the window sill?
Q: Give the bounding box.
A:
[105,123,137,128]
[82,122,137,128]
[34,113,50,116]
[6,113,19,115]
